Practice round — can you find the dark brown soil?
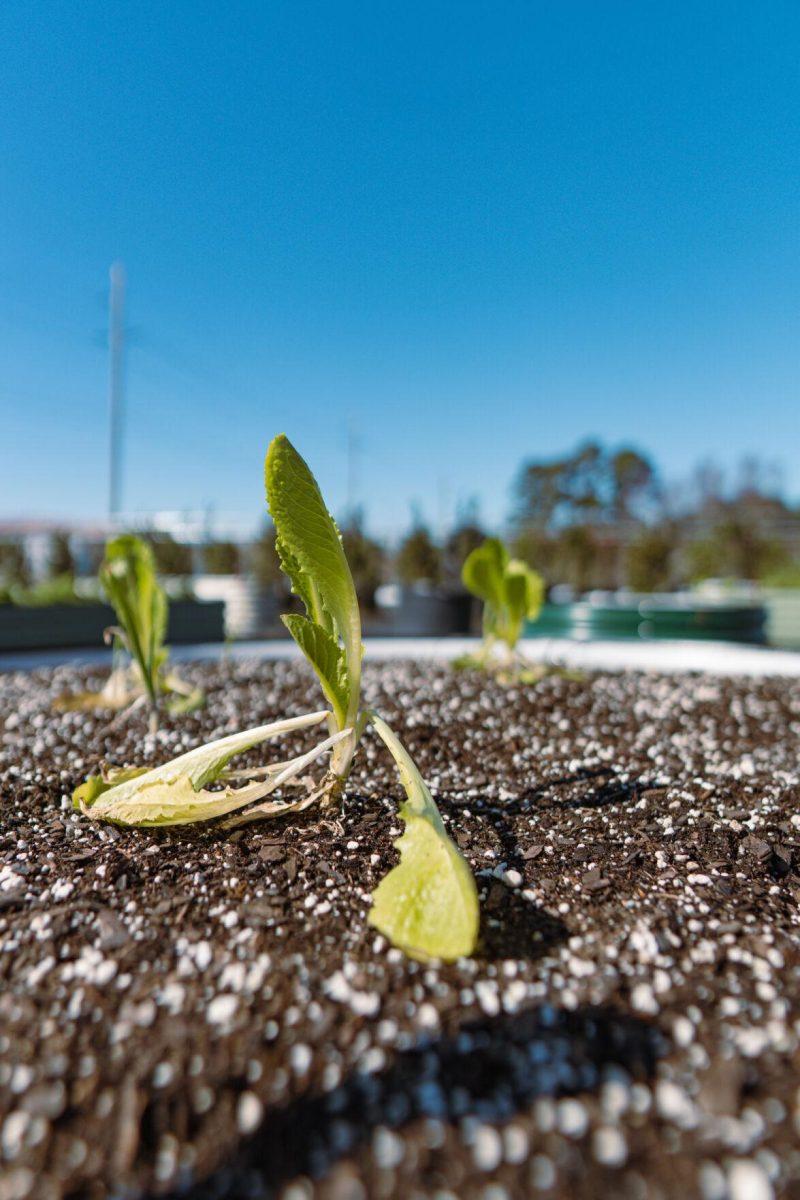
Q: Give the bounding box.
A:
[1,658,799,1200]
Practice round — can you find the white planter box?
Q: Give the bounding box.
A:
[192,575,279,639]
[761,589,800,650]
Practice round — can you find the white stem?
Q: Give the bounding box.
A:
[263,727,352,796]
[222,760,297,781]
[221,728,353,828]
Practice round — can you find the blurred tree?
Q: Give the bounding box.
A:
[761,561,800,588]
[554,526,598,593]
[0,541,30,588]
[145,533,193,576]
[685,520,788,583]
[513,456,564,529]
[49,531,75,578]
[625,527,675,592]
[511,528,558,584]
[203,541,240,575]
[684,536,726,583]
[444,521,486,585]
[341,511,385,608]
[250,523,284,589]
[611,447,657,521]
[85,541,106,576]
[562,440,605,522]
[396,523,441,586]
[515,441,658,530]
[692,459,725,511]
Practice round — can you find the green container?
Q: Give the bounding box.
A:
[527,601,767,644]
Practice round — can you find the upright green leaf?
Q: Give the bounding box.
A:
[265,435,361,725]
[462,537,545,654]
[274,536,330,633]
[503,560,544,645]
[282,614,350,728]
[367,714,479,962]
[100,535,167,706]
[461,537,508,611]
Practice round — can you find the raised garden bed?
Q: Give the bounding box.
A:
[0,600,225,652]
[528,600,768,645]
[1,658,799,1198]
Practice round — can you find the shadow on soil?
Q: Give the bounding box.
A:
[439,768,657,815]
[478,877,569,962]
[173,1003,666,1200]
[525,767,659,811]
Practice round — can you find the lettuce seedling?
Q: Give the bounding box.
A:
[56,535,202,728]
[458,537,545,680]
[73,436,479,961]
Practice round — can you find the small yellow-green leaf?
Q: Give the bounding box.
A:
[461,537,508,610]
[72,766,150,811]
[367,714,479,962]
[282,614,350,728]
[505,559,544,622]
[369,810,479,962]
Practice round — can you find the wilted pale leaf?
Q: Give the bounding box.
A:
[73,710,332,827]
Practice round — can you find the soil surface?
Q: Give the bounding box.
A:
[1,658,799,1200]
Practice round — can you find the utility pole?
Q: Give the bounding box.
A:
[345,420,360,522]
[107,261,126,523]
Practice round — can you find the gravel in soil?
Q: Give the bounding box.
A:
[1,658,799,1200]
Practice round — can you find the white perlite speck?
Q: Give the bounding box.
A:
[630,983,659,1015]
[2,1111,30,1159]
[471,1124,503,1171]
[323,970,380,1016]
[152,1062,174,1088]
[727,1159,773,1200]
[0,866,25,893]
[350,989,380,1017]
[502,1124,529,1164]
[557,1099,588,1138]
[289,1044,312,1075]
[474,980,500,1016]
[600,1079,630,1120]
[372,1126,404,1170]
[698,1161,727,1200]
[530,1155,556,1190]
[592,1126,627,1167]
[236,1092,263,1135]
[207,994,238,1027]
[655,1080,697,1129]
[672,1015,695,1048]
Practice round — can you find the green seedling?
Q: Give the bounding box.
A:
[457,537,546,682]
[73,436,479,962]
[56,535,202,728]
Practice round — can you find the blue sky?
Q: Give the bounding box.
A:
[1,1,798,538]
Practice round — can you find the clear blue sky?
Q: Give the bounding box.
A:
[1,1,798,537]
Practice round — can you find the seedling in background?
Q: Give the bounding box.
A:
[72,436,479,962]
[56,535,202,729]
[457,537,546,682]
